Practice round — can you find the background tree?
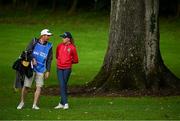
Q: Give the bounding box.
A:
[67,0,78,15]
[0,0,178,16]
[51,0,57,12]
[94,0,110,10]
[176,0,180,17]
[89,0,180,92]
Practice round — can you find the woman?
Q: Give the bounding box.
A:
[55,32,79,109]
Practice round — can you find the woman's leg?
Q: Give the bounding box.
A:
[57,69,66,105]
[63,69,71,104]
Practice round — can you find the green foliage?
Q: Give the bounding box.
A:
[0,12,179,120]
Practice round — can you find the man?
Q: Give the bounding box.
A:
[17,29,53,110]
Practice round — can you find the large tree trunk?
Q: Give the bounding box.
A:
[89,0,180,92]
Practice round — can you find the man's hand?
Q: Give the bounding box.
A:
[32,58,37,66]
[44,72,50,79]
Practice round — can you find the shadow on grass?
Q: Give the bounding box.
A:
[40,85,180,97]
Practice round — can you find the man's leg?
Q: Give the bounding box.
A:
[17,74,33,109]
[17,86,28,109]
[21,86,28,103]
[32,73,44,109]
[33,86,41,106]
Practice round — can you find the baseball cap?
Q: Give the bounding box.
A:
[40,29,52,36]
[60,32,72,39]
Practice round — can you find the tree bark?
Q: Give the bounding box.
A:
[68,0,78,15]
[51,0,57,12]
[89,0,180,92]
[32,0,39,10]
[177,0,180,17]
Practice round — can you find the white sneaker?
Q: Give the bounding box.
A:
[54,103,64,109]
[63,103,69,110]
[17,102,24,109]
[32,104,40,110]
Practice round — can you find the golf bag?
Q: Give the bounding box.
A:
[12,38,38,88]
[12,50,34,88]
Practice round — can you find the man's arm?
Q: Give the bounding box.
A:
[46,47,53,72]
[44,47,53,79]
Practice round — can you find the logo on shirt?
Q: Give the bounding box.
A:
[67,48,71,53]
[33,51,47,58]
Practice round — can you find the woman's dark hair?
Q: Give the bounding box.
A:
[70,38,75,45]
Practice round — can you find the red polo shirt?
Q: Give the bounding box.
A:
[56,43,79,69]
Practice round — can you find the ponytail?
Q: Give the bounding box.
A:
[70,38,75,45]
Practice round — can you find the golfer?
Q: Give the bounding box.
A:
[54,32,78,109]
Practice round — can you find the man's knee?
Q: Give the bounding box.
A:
[35,86,41,92]
[22,86,29,92]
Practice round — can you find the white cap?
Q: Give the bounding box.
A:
[40,29,52,36]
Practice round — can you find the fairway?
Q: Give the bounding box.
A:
[1,93,180,120]
[0,12,180,120]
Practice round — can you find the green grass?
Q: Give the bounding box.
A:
[160,18,180,78]
[0,11,179,120]
[0,92,180,120]
[0,12,109,86]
